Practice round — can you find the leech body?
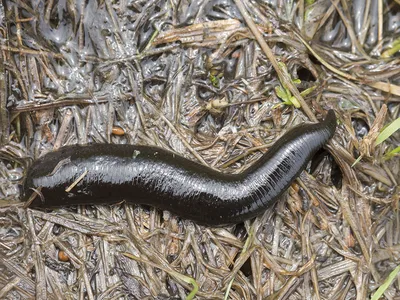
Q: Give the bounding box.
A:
[24,110,336,225]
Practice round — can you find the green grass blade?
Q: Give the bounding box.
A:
[375,117,400,146]
[384,146,400,160]
[371,264,400,300]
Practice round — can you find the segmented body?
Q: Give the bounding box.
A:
[24,110,336,225]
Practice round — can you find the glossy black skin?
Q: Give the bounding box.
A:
[24,110,336,226]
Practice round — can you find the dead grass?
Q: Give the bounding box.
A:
[0,0,399,299]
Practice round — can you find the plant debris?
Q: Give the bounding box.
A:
[0,0,399,299]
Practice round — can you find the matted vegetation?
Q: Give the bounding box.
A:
[0,0,399,299]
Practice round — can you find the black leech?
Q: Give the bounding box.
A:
[23,110,337,226]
